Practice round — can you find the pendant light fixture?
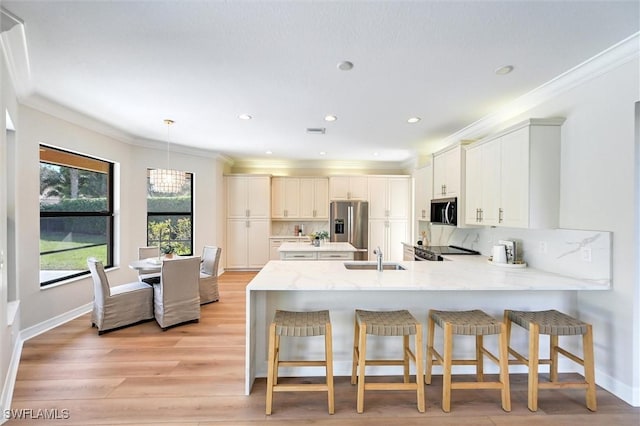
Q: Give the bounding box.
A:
[149,119,185,194]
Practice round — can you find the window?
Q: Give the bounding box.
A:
[146,169,193,256]
[39,145,114,286]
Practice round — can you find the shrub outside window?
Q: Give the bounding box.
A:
[39,145,114,286]
[147,170,193,256]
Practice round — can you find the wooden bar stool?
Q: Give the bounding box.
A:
[265,310,334,415]
[351,309,425,413]
[425,309,511,412]
[504,309,596,412]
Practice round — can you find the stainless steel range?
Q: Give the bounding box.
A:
[414,245,480,261]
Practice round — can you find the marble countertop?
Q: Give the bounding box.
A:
[247,255,609,291]
[278,242,357,252]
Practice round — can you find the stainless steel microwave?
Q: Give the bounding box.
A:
[430,197,457,226]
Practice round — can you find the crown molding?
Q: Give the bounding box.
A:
[131,136,231,162]
[230,157,407,172]
[0,11,32,99]
[438,31,640,148]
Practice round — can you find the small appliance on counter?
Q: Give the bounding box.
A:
[488,239,527,267]
[414,245,480,261]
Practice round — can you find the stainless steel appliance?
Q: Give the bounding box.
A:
[330,201,368,261]
[430,197,457,226]
[414,245,480,261]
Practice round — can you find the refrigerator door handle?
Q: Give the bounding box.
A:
[348,205,353,243]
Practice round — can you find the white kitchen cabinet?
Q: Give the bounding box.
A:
[226,218,270,269]
[226,175,271,219]
[432,145,461,198]
[463,118,564,229]
[368,176,411,220]
[413,165,432,222]
[271,177,300,219]
[269,237,303,260]
[369,219,409,262]
[403,243,415,261]
[329,176,368,200]
[299,177,329,219]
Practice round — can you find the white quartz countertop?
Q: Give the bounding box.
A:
[247,256,610,291]
[278,242,357,252]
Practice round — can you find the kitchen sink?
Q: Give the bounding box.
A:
[344,262,406,271]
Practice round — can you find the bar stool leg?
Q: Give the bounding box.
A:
[476,334,484,382]
[550,334,559,382]
[325,322,335,414]
[351,318,359,385]
[403,334,410,383]
[425,312,435,385]
[357,322,367,414]
[528,322,540,411]
[498,322,511,412]
[415,323,425,413]
[265,322,277,415]
[442,322,453,413]
[584,324,597,411]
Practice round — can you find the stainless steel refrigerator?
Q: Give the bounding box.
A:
[330,201,368,261]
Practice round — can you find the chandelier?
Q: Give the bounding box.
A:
[149,119,186,194]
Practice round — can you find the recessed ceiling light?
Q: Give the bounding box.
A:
[337,61,354,71]
[407,117,421,124]
[324,114,337,122]
[319,151,326,156]
[373,152,379,157]
[265,150,272,155]
[238,114,252,120]
[495,65,514,75]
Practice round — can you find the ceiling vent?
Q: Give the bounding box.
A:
[306,128,326,135]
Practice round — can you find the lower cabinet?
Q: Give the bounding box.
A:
[270,238,303,260]
[226,219,270,269]
[280,251,354,261]
[369,219,409,262]
[403,244,415,261]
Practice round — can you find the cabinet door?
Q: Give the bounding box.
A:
[313,178,329,219]
[464,146,483,225]
[368,219,386,260]
[433,154,447,198]
[247,176,271,218]
[299,178,315,218]
[388,177,410,219]
[368,177,388,219]
[387,220,409,262]
[247,219,271,268]
[414,166,432,221]
[329,176,349,200]
[443,147,460,196]
[271,177,286,218]
[282,178,300,218]
[226,177,248,218]
[500,127,530,228]
[348,176,368,200]
[480,140,501,225]
[226,219,248,268]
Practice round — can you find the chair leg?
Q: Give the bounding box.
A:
[356,322,367,414]
[442,322,453,413]
[403,334,410,383]
[325,322,335,415]
[425,312,435,385]
[583,325,597,411]
[351,318,359,385]
[527,322,540,412]
[499,322,511,412]
[550,334,559,382]
[476,335,484,382]
[265,323,277,415]
[415,323,425,413]
[273,334,280,386]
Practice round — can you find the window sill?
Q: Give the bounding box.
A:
[40,266,121,290]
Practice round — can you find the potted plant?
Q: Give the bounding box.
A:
[160,243,175,259]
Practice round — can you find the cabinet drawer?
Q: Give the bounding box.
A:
[281,252,317,260]
[317,252,354,260]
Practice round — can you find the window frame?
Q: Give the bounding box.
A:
[39,145,114,286]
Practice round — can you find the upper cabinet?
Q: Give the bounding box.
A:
[329,176,368,200]
[226,175,271,218]
[413,165,432,221]
[464,118,565,229]
[299,177,329,219]
[432,145,462,198]
[368,176,411,220]
[271,176,329,220]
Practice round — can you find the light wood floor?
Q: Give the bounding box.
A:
[8,271,640,425]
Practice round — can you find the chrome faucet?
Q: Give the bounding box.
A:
[373,246,383,271]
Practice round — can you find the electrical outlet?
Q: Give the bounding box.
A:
[539,241,547,254]
[581,246,592,263]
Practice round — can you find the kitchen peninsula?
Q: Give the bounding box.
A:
[244,256,610,394]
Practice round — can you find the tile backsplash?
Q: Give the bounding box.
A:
[271,221,330,237]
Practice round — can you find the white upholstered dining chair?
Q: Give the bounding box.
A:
[154,256,201,330]
[199,246,221,304]
[87,257,154,335]
[137,246,161,284]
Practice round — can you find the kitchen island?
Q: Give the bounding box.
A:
[244,256,609,394]
[278,241,356,260]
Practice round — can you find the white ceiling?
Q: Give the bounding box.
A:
[2,1,639,165]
